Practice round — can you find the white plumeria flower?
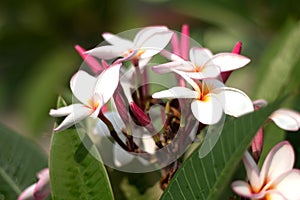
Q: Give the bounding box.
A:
[152,70,253,124]
[232,141,300,200]
[49,63,121,132]
[270,109,300,131]
[153,47,250,79]
[253,100,300,131]
[85,26,173,63]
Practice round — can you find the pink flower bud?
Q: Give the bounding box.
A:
[130,102,151,126]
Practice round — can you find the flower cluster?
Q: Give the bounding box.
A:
[39,24,300,199]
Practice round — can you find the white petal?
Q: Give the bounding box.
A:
[49,104,82,117]
[231,181,267,199]
[141,136,156,154]
[172,69,201,93]
[263,192,286,200]
[85,45,125,59]
[189,47,213,67]
[270,109,300,131]
[54,105,92,132]
[102,32,133,48]
[261,141,295,185]
[186,65,220,79]
[138,31,173,59]
[152,61,194,74]
[160,49,185,62]
[191,96,223,125]
[94,63,121,103]
[152,87,199,99]
[231,181,254,197]
[207,53,250,72]
[133,26,169,47]
[273,170,300,199]
[113,143,134,167]
[70,70,97,105]
[201,79,225,91]
[242,151,264,192]
[214,87,254,117]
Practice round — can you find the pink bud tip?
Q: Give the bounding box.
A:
[130,102,151,126]
[232,41,242,54]
[74,44,103,74]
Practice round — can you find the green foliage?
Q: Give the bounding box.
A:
[160,98,283,200]
[49,97,114,200]
[0,124,48,199]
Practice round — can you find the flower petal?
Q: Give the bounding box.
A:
[85,45,126,60]
[232,181,259,198]
[160,50,185,62]
[272,169,300,199]
[191,96,223,125]
[138,31,173,59]
[17,183,36,200]
[186,65,220,79]
[189,47,213,67]
[261,141,295,185]
[54,104,92,132]
[214,87,254,117]
[34,168,50,200]
[49,104,82,117]
[70,70,97,105]
[152,87,198,99]
[253,99,268,108]
[242,151,263,192]
[270,109,300,131]
[133,26,169,47]
[207,53,250,72]
[94,63,121,103]
[152,61,193,74]
[141,136,156,154]
[102,32,133,48]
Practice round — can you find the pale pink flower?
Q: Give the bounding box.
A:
[18,168,50,200]
[270,109,300,131]
[153,46,250,80]
[49,64,121,132]
[232,141,300,200]
[152,70,253,124]
[85,26,173,64]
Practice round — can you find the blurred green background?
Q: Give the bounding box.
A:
[1,0,300,142]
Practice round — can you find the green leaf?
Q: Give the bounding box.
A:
[254,20,300,102]
[0,124,48,199]
[160,98,283,200]
[49,97,114,200]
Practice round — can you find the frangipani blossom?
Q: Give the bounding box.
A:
[232,141,300,200]
[18,168,50,200]
[153,47,250,79]
[152,71,253,124]
[270,109,300,131]
[253,100,300,131]
[49,63,121,132]
[85,26,173,63]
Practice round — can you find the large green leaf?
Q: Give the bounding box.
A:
[0,124,48,199]
[49,97,114,200]
[160,98,283,200]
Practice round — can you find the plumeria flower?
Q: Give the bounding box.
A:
[152,70,253,124]
[85,26,173,65]
[18,168,50,200]
[49,63,121,132]
[153,46,250,80]
[232,141,300,199]
[253,100,300,131]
